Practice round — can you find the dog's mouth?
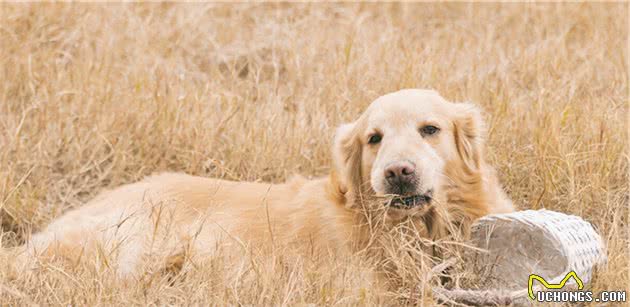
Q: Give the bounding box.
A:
[387,190,433,209]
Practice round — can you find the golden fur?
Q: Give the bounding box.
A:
[20,89,513,276]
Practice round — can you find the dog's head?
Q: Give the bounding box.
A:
[333,89,486,220]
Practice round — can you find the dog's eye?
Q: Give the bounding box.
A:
[368,133,382,144]
[420,125,440,136]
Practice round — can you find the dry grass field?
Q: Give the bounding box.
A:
[0,3,628,306]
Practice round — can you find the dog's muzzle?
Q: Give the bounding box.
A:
[387,189,433,209]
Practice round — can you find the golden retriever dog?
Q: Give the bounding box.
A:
[19,89,513,277]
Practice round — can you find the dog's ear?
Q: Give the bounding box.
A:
[452,103,486,173]
[332,121,363,200]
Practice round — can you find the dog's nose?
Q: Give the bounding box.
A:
[384,161,416,186]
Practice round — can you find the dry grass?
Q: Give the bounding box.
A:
[0,3,628,306]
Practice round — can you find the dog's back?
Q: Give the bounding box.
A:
[17,173,351,276]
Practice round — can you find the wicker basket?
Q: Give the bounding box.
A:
[467,209,607,292]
